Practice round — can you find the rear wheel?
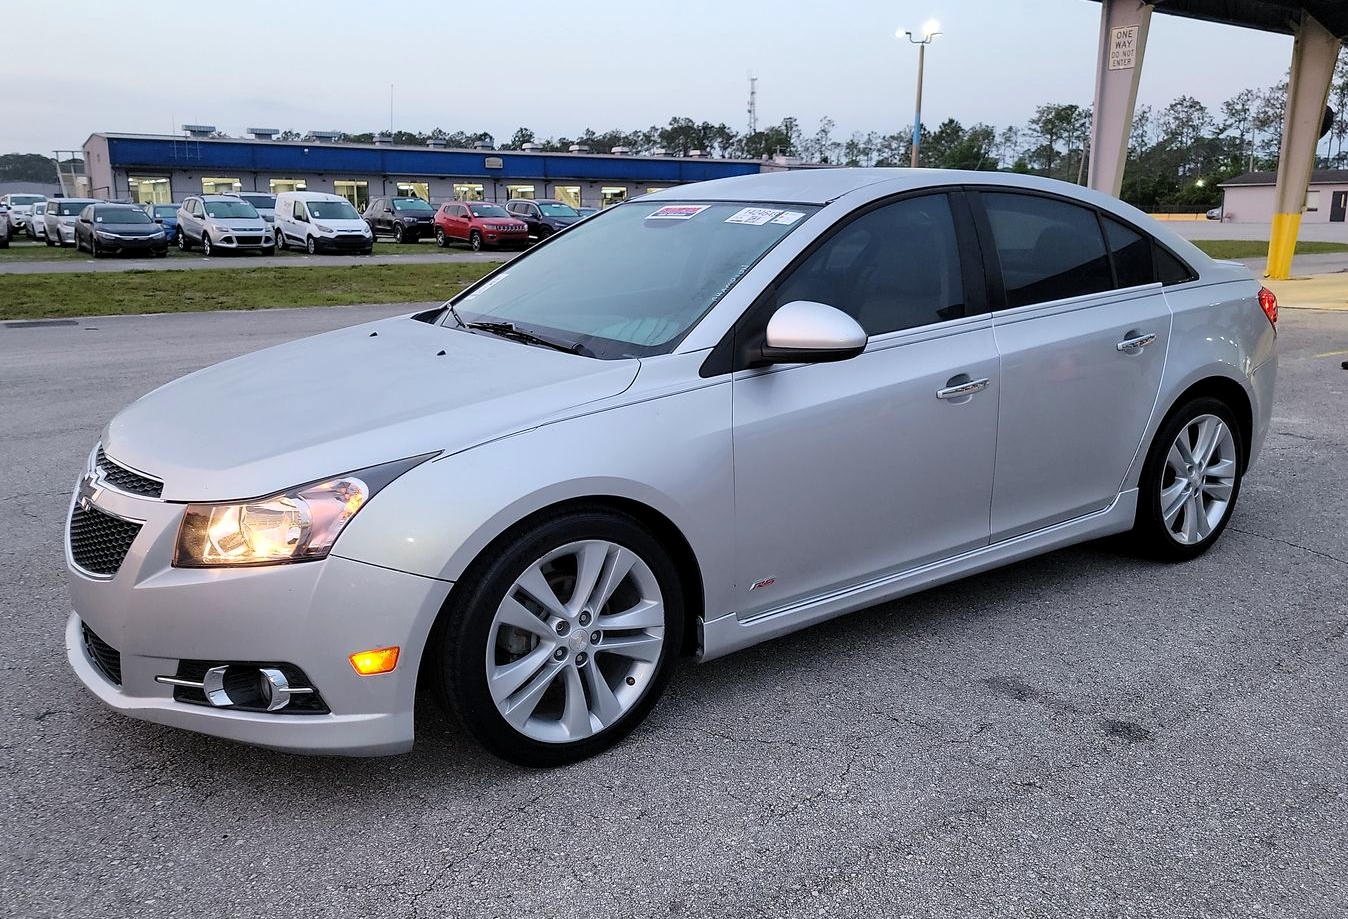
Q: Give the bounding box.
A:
[469,230,483,252]
[1129,396,1244,561]
[432,509,684,766]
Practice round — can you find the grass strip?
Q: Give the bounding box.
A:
[1189,239,1348,259]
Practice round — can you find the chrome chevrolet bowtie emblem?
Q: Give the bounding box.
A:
[76,471,103,511]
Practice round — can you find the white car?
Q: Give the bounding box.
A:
[0,205,9,247]
[45,198,101,247]
[1,193,46,236]
[26,201,48,239]
[274,191,373,255]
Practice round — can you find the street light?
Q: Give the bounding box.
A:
[899,19,942,168]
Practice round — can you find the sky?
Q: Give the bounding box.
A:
[0,0,1296,155]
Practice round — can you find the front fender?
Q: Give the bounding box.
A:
[331,376,736,618]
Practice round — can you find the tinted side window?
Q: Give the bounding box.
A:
[1154,244,1196,285]
[983,193,1112,308]
[770,194,965,336]
[1103,216,1154,289]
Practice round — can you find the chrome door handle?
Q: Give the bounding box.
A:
[1116,333,1156,352]
[936,378,991,400]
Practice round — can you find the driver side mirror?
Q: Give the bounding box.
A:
[749,301,868,367]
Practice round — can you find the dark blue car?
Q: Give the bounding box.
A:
[143,203,181,244]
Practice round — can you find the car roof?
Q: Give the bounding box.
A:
[199,194,245,201]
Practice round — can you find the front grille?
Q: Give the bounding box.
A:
[95,446,162,498]
[172,660,330,714]
[236,235,263,245]
[82,623,123,685]
[68,503,141,576]
[331,235,370,250]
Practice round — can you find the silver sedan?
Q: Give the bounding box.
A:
[65,169,1277,765]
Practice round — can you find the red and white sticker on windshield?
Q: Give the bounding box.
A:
[647,204,709,220]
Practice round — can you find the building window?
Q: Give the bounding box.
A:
[506,185,536,199]
[1306,189,1321,212]
[453,183,484,201]
[270,178,308,194]
[553,185,581,209]
[128,176,172,204]
[397,181,429,200]
[601,186,628,208]
[335,180,369,210]
[201,177,241,194]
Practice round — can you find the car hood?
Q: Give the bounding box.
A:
[206,217,268,231]
[97,223,164,236]
[103,314,640,502]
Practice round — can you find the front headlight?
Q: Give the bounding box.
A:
[314,223,333,234]
[95,230,117,240]
[173,454,434,567]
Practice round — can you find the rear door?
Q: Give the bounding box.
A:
[972,190,1173,540]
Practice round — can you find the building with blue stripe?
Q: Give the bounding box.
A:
[82,132,782,211]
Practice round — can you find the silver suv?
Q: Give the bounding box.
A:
[176,194,274,256]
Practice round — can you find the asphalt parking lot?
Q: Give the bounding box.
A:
[2,305,1346,918]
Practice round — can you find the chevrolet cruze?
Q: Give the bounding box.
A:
[65,169,1277,766]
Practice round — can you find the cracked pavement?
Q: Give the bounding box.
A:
[1,304,1345,918]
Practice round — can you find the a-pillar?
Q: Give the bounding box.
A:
[1267,13,1340,279]
[1087,1,1153,197]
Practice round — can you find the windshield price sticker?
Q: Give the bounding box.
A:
[464,273,507,299]
[647,204,709,220]
[770,211,805,225]
[725,207,785,226]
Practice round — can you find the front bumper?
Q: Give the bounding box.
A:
[314,233,374,252]
[58,223,76,243]
[211,232,273,251]
[482,230,529,247]
[95,236,168,255]
[64,479,453,756]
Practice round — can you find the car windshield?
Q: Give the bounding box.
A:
[34,204,46,214]
[449,201,817,359]
[56,201,94,215]
[393,198,434,212]
[203,201,258,219]
[11,195,44,205]
[539,203,579,217]
[238,194,276,209]
[153,205,178,217]
[470,205,510,218]
[95,207,152,224]
[307,200,361,220]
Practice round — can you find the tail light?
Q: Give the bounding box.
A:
[1257,286,1278,328]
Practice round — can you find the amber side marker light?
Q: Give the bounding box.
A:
[349,647,399,675]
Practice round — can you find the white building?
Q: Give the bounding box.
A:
[1218,169,1348,224]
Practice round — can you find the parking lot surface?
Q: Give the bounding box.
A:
[2,305,1346,918]
[0,243,509,274]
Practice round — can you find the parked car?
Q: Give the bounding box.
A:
[45,198,101,247]
[1,193,46,236]
[143,203,181,243]
[577,206,599,218]
[1205,207,1222,220]
[363,196,436,243]
[229,191,277,224]
[27,201,48,239]
[275,191,374,254]
[0,205,9,248]
[505,198,581,240]
[73,203,169,257]
[63,169,1276,766]
[433,201,529,250]
[176,194,274,256]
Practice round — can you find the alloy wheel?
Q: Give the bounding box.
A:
[435,227,446,247]
[202,234,212,256]
[306,236,316,255]
[394,223,404,243]
[470,231,482,252]
[1160,413,1237,545]
[485,540,666,744]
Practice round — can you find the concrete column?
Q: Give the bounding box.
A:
[1087,0,1153,197]
[1266,13,1340,279]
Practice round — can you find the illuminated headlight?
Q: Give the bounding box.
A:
[173,454,434,567]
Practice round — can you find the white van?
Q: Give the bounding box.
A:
[274,191,373,255]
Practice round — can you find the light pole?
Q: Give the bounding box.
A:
[900,19,942,168]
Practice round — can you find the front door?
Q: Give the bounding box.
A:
[731,193,999,619]
[974,190,1172,540]
[1331,190,1347,223]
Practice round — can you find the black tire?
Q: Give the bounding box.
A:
[90,237,100,258]
[178,230,191,252]
[154,249,167,258]
[1128,396,1244,562]
[306,236,317,255]
[276,229,288,251]
[393,222,404,243]
[366,221,378,240]
[45,234,56,247]
[263,245,275,256]
[360,246,373,256]
[469,230,483,252]
[435,227,447,248]
[430,508,685,767]
[201,234,213,257]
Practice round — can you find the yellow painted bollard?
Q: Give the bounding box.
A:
[1265,211,1302,280]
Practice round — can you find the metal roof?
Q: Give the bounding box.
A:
[1220,168,1348,186]
[1085,0,1348,38]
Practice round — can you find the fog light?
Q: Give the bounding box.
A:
[349,646,399,675]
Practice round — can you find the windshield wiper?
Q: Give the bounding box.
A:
[444,300,467,329]
[466,320,591,356]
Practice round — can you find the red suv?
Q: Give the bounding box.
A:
[434,202,529,251]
